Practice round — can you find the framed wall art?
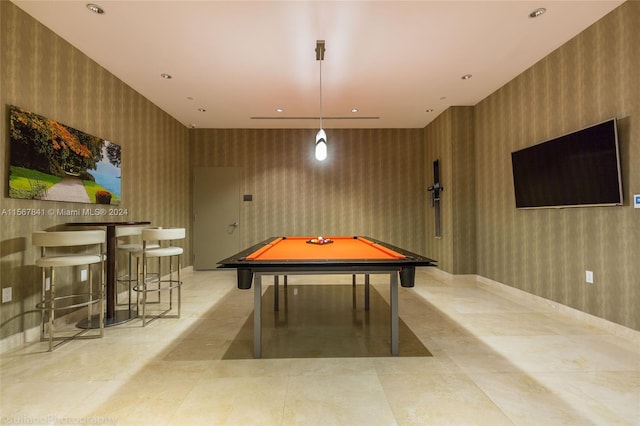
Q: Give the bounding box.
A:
[8,105,121,205]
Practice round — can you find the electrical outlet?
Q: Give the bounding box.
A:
[585,270,594,284]
[80,269,88,282]
[2,287,12,303]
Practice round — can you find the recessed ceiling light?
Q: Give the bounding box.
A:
[351,108,359,113]
[276,108,284,113]
[461,74,472,80]
[160,73,172,80]
[198,108,206,112]
[86,4,104,14]
[529,8,546,18]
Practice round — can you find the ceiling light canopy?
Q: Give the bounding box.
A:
[529,8,547,18]
[86,3,104,14]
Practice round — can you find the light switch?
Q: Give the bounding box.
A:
[586,270,594,284]
[2,287,12,303]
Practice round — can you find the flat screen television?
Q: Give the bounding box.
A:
[511,118,623,209]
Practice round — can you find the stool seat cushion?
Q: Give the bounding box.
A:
[36,254,103,268]
[134,247,183,258]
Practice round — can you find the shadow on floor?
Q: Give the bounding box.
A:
[220,284,432,359]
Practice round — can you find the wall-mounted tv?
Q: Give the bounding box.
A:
[511,118,622,209]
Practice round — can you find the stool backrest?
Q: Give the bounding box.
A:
[142,227,185,242]
[32,230,106,247]
[115,226,146,238]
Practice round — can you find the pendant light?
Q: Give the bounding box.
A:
[315,40,327,161]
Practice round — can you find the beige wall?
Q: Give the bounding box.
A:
[424,1,638,330]
[190,129,427,254]
[424,107,476,274]
[0,2,191,340]
[473,1,639,330]
[2,0,638,346]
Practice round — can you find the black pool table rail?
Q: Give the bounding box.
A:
[217,236,436,289]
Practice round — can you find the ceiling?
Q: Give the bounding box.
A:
[12,1,624,129]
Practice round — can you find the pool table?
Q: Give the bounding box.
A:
[218,236,436,357]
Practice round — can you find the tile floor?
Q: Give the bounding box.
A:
[1,267,638,425]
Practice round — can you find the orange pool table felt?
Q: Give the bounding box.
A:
[246,236,406,261]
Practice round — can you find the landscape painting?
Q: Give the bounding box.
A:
[8,105,121,205]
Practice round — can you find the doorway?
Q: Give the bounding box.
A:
[192,167,242,269]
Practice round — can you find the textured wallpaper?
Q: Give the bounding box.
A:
[424,109,453,270]
[190,128,427,255]
[0,2,191,339]
[473,1,639,330]
[2,0,638,346]
[450,107,476,274]
[424,107,476,274]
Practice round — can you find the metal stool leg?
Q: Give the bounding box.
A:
[48,268,55,351]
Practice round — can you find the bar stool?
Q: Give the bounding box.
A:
[116,226,158,316]
[133,227,185,326]
[32,230,105,351]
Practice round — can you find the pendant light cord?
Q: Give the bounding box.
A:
[319,58,323,130]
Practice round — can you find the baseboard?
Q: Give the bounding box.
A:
[1,266,194,354]
[421,267,639,345]
[0,326,40,354]
[6,266,633,353]
[473,274,640,345]
[1,306,101,355]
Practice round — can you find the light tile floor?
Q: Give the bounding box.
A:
[1,268,638,425]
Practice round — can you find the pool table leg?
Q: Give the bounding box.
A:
[365,274,370,311]
[254,274,262,358]
[390,271,399,356]
[274,275,279,311]
[351,274,371,311]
